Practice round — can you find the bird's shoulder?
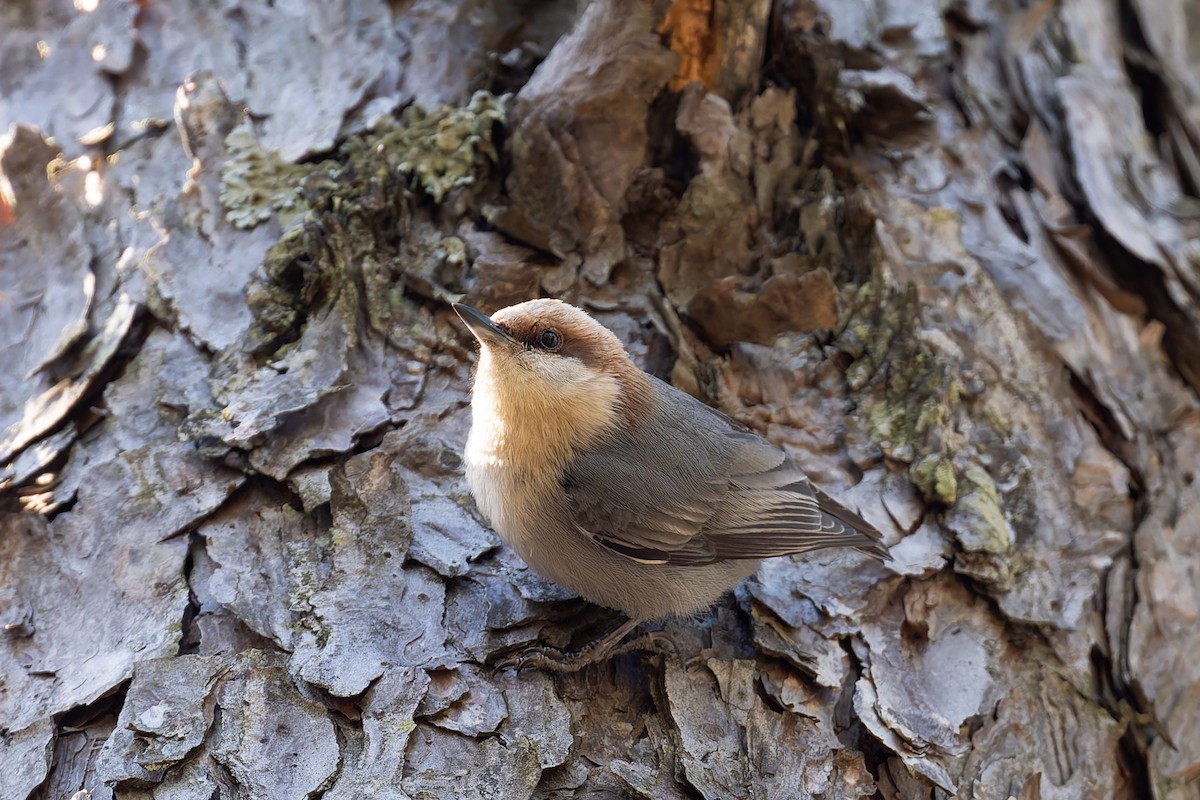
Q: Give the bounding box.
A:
[569,377,757,490]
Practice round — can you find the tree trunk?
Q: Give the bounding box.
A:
[2,0,1197,798]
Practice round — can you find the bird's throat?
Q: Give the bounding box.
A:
[466,364,620,474]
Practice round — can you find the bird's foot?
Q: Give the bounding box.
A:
[493,644,603,673]
[492,619,677,672]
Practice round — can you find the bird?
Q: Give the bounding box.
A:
[453,298,887,670]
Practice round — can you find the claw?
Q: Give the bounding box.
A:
[487,617,651,673]
[489,625,683,673]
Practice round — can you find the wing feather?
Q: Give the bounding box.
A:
[563,380,888,565]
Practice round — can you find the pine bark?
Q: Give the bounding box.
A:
[1,0,1198,798]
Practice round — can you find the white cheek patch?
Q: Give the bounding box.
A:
[523,352,593,388]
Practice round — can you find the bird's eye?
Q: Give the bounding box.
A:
[539,329,562,350]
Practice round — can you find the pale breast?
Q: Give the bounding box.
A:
[464,353,622,543]
[464,420,563,552]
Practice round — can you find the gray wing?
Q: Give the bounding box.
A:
[564,385,888,566]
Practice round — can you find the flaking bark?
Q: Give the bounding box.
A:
[1,0,1197,797]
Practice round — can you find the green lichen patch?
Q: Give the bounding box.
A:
[220,123,327,230]
[945,464,1016,590]
[949,465,1012,555]
[835,261,1031,594]
[836,275,964,506]
[387,91,508,203]
[230,93,510,360]
[909,453,959,506]
[220,92,509,232]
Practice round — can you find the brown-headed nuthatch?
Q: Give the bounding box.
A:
[454,299,887,670]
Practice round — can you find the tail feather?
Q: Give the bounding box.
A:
[812,486,890,561]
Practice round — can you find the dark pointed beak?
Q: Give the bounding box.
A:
[453,303,518,348]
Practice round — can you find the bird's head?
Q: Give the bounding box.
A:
[454,299,651,454]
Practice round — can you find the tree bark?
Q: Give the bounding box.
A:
[1,0,1198,798]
